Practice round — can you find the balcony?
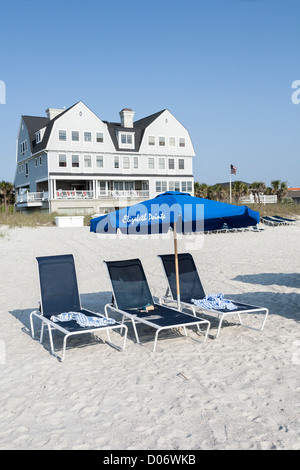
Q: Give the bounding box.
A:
[16,191,49,206]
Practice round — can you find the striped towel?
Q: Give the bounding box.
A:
[191,293,237,311]
[50,311,116,327]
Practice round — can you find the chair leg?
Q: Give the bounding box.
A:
[131,319,140,344]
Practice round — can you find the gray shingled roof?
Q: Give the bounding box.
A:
[22,105,166,154]
[104,109,166,152]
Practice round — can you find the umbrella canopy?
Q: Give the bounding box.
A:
[90,191,259,234]
[90,191,260,308]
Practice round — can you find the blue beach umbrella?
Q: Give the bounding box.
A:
[90,191,259,307]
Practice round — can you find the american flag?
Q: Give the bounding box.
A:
[231,164,237,175]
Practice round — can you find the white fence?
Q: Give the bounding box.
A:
[240,195,277,204]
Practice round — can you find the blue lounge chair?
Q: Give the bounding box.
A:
[30,254,127,361]
[272,215,296,224]
[158,253,268,338]
[261,216,283,226]
[103,258,210,352]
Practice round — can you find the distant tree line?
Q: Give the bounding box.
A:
[194,180,289,204]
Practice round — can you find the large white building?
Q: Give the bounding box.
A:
[14,101,195,215]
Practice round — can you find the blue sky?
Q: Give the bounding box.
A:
[0,0,300,187]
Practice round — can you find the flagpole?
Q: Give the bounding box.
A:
[229,171,232,204]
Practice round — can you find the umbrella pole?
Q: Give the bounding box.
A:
[173,222,181,310]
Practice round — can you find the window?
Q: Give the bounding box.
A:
[39,156,42,166]
[181,181,187,192]
[179,138,185,147]
[133,157,138,169]
[119,133,134,148]
[96,132,104,143]
[168,159,175,170]
[59,130,67,141]
[35,158,38,167]
[72,131,79,141]
[25,162,29,178]
[159,136,165,146]
[158,158,165,170]
[187,181,193,192]
[148,157,155,169]
[20,141,28,154]
[72,155,79,168]
[178,159,185,170]
[169,181,174,191]
[84,132,92,142]
[148,136,155,146]
[114,156,120,169]
[169,137,175,147]
[156,181,162,192]
[96,155,103,168]
[123,156,130,169]
[175,181,180,192]
[59,154,67,167]
[156,181,167,192]
[84,155,91,168]
[36,131,41,144]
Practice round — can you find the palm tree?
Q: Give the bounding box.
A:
[0,181,13,213]
[232,181,249,203]
[250,181,266,203]
[194,182,209,198]
[271,180,288,202]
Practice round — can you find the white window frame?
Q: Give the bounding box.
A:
[58,130,67,141]
[159,136,165,147]
[148,136,155,146]
[114,156,120,169]
[71,130,80,142]
[133,156,139,169]
[179,137,186,147]
[119,132,134,149]
[59,153,67,168]
[169,137,176,147]
[84,154,92,168]
[20,140,28,155]
[96,132,104,143]
[36,131,41,144]
[72,154,79,168]
[96,155,104,168]
[158,157,165,170]
[123,156,130,169]
[168,158,175,170]
[178,159,185,170]
[84,131,92,142]
[148,157,155,170]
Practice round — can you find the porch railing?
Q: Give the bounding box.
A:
[54,190,149,199]
[16,191,49,203]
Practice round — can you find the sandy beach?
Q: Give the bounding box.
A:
[0,222,299,450]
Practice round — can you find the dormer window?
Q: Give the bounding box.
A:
[36,131,41,144]
[119,132,134,149]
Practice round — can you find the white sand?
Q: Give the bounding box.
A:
[0,222,299,450]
